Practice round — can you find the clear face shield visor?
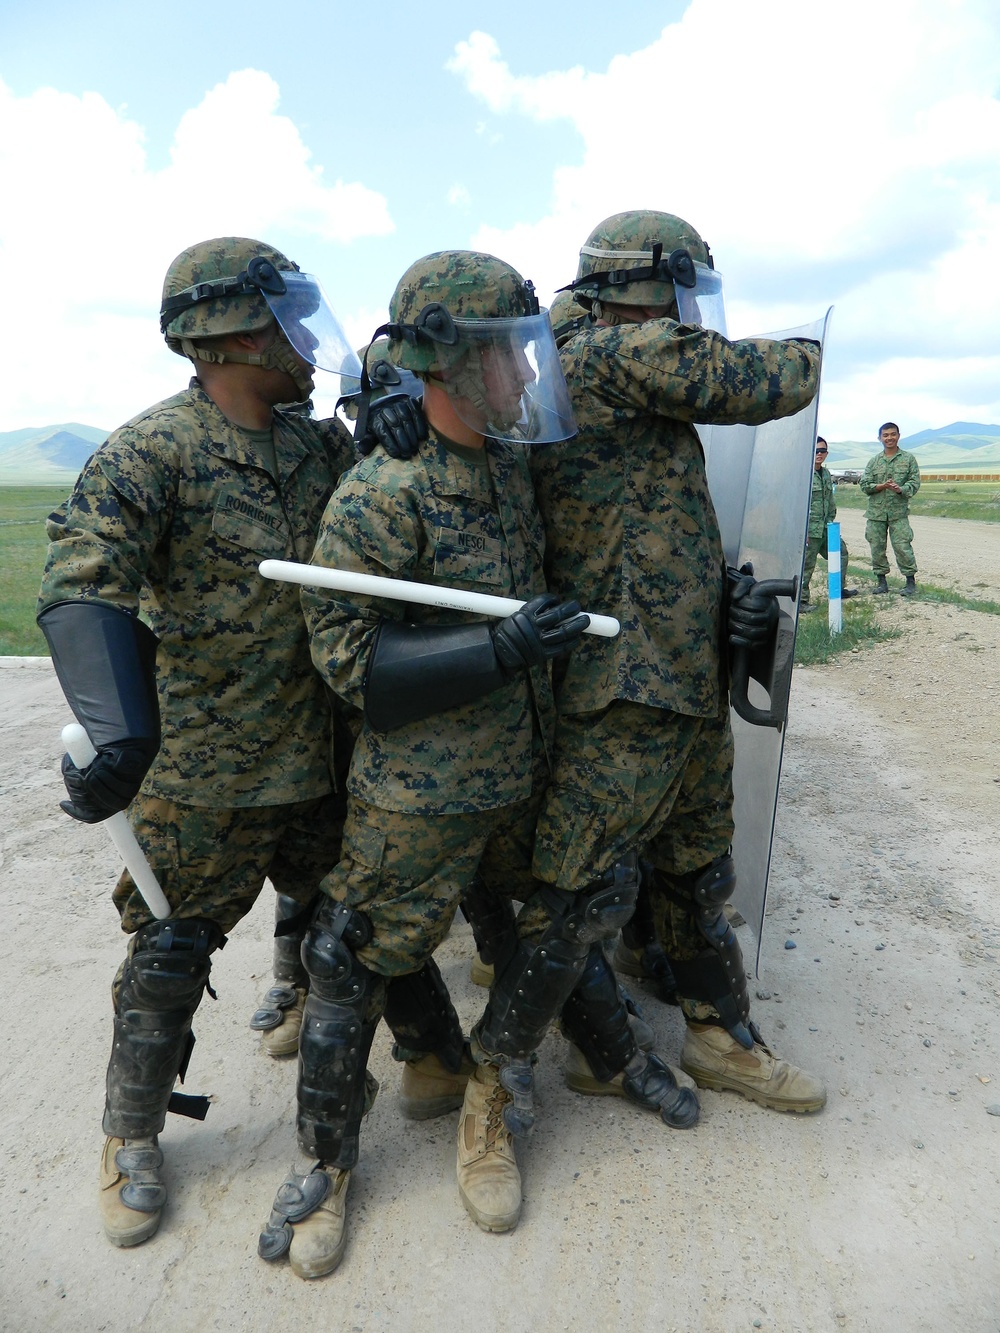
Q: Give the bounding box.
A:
[440,311,576,445]
[249,262,362,395]
[674,261,728,336]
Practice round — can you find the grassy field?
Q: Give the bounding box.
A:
[0,486,69,655]
[833,478,1000,522]
[3,478,998,660]
[792,593,902,665]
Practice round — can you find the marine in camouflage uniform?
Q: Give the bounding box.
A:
[801,436,854,608]
[860,421,921,594]
[257,250,697,1279]
[530,210,828,1114]
[36,237,389,1251]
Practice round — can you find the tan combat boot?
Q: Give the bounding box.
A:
[287,1168,351,1279]
[399,1047,476,1120]
[612,939,654,980]
[680,1023,827,1113]
[259,986,307,1058]
[469,953,494,988]
[456,1062,521,1233]
[99,1135,165,1247]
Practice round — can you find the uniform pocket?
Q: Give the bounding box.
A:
[212,492,288,557]
[431,527,504,587]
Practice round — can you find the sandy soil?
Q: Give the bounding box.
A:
[1,510,999,1333]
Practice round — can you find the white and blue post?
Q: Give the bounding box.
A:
[826,520,843,634]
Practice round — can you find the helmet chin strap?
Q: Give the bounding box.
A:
[181,327,314,402]
[591,299,621,327]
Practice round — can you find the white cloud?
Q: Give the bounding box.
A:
[447,1,1000,439]
[0,71,394,430]
[447,184,472,208]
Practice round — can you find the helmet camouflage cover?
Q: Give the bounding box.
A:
[160,237,299,354]
[386,250,539,375]
[380,249,575,444]
[569,210,711,311]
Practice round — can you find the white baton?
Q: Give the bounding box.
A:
[259,559,621,639]
[61,723,172,920]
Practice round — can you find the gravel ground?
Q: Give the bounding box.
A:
[0,511,998,1333]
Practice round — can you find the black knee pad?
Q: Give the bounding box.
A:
[554,853,640,947]
[123,918,223,1012]
[301,898,373,1002]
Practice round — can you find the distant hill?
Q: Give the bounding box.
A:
[4,418,999,485]
[827,421,1000,471]
[902,421,1000,449]
[0,424,107,484]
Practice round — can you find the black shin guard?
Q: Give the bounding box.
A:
[657,856,756,1048]
[383,957,466,1073]
[476,858,640,1133]
[460,874,517,970]
[621,860,677,1000]
[272,892,313,985]
[249,890,313,1034]
[561,945,699,1129]
[620,1051,700,1129]
[560,945,637,1082]
[297,899,385,1168]
[104,919,223,1139]
[249,894,315,1033]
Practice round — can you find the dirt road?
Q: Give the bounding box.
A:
[1,511,998,1333]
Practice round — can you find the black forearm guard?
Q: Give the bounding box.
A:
[38,600,161,820]
[363,619,507,733]
[39,600,160,751]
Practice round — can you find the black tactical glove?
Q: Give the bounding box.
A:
[60,743,157,823]
[355,393,429,460]
[726,563,778,650]
[492,593,590,675]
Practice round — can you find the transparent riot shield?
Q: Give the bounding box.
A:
[698,309,832,967]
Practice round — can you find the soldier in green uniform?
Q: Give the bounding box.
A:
[800,436,857,610]
[860,421,921,594]
[530,210,829,1116]
[36,236,424,1250]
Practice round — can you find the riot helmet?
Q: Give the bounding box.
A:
[379,250,575,444]
[159,237,361,401]
[563,211,727,334]
[361,338,424,401]
[340,337,425,426]
[547,290,589,349]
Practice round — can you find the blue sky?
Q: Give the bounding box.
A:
[2,0,999,441]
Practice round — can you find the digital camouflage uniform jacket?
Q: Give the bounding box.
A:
[807,465,837,538]
[38,381,354,807]
[532,321,821,719]
[859,448,921,519]
[302,431,554,816]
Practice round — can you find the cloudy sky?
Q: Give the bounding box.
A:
[3,0,999,442]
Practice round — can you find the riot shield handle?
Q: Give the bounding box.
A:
[729,576,798,730]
